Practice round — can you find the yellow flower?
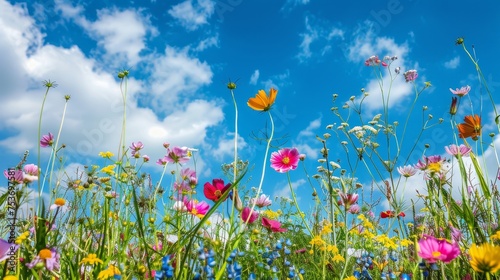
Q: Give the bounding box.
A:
[310,235,325,246]
[97,264,121,279]
[320,222,333,235]
[101,165,116,176]
[400,239,414,247]
[262,209,280,220]
[344,276,357,280]
[490,230,500,241]
[3,276,17,280]
[469,243,500,273]
[80,253,103,265]
[247,88,277,111]
[327,244,339,254]
[15,231,30,244]
[373,260,388,270]
[332,254,345,263]
[98,151,114,158]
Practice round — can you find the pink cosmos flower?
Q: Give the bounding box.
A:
[261,217,287,232]
[417,234,460,263]
[23,164,39,182]
[403,70,418,82]
[26,248,61,272]
[184,199,210,218]
[4,169,24,184]
[348,204,361,214]
[397,165,417,177]
[203,179,231,202]
[0,238,19,262]
[445,144,472,158]
[241,207,259,224]
[270,148,300,173]
[165,146,190,164]
[250,194,272,208]
[450,85,471,97]
[174,181,191,194]
[40,133,54,147]
[156,156,168,165]
[181,168,198,187]
[337,192,359,208]
[172,200,187,212]
[130,141,144,157]
[143,155,150,162]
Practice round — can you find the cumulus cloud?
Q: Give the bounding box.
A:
[297,16,344,62]
[0,0,222,172]
[168,0,215,31]
[444,56,460,69]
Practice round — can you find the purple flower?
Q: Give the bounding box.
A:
[180,168,197,187]
[165,147,190,164]
[4,169,24,184]
[0,238,19,262]
[156,157,168,166]
[130,141,144,157]
[26,248,60,272]
[403,70,418,82]
[23,164,39,182]
[40,133,54,147]
[445,144,472,158]
[450,85,471,97]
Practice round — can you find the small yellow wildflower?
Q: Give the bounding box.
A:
[310,235,326,246]
[400,239,414,247]
[262,209,280,220]
[3,276,17,280]
[332,254,345,263]
[15,231,30,244]
[490,230,500,241]
[344,276,357,280]
[98,151,114,158]
[80,253,103,265]
[97,264,121,279]
[326,244,339,254]
[320,222,333,235]
[101,165,116,176]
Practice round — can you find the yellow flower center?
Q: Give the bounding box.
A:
[39,249,52,259]
[427,162,441,173]
[214,190,222,197]
[432,251,441,258]
[282,156,290,164]
[54,198,66,206]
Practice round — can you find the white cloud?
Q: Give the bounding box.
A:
[168,0,215,31]
[194,35,219,51]
[347,25,413,112]
[0,0,222,173]
[147,46,213,113]
[298,117,321,138]
[297,16,344,62]
[273,178,306,202]
[210,133,248,161]
[249,70,260,85]
[282,0,310,12]
[444,56,460,69]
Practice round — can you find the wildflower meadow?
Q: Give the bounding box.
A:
[2,38,500,280]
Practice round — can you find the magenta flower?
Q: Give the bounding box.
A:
[270,148,300,173]
[347,204,360,214]
[143,155,150,162]
[181,168,198,187]
[184,199,210,218]
[417,235,460,263]
[250,194,272,208]
[174,181,191,195]
[4,169,24,184]
[156,156,168,165]
[445,144,472,158]
[0,238,19,262]
[450,85,471,97]
[26,248,61,272]
[403,70,418,82]
[397,165,417,177]
[241,207,259,224]
[165,146,190,164]
[40,133,54,147]
[261,217,287,232]
[204,179,231,202]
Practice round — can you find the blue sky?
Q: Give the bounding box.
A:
[2,0,500,214]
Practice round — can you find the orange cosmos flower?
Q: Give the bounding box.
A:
[457,115,481,140]
[247,88,277,111]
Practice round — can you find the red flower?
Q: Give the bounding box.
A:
[261,217,287,232]
[380,210,405,218]
[457,115,481,140]
[203,179,231,202]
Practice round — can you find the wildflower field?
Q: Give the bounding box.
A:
[2,38,500,280]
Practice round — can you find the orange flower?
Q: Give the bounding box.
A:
[247,88,277,111]
[457,115,481,140]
